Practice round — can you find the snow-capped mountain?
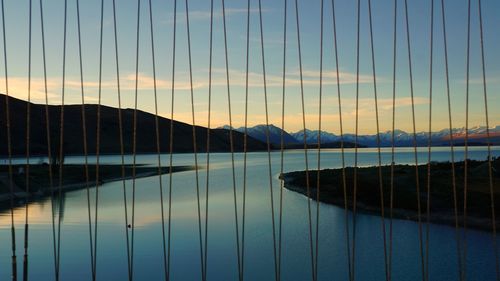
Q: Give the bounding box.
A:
[218,124,298,145]
[218,125,500,147]
[290,129,340,144]
[289,126,500,147]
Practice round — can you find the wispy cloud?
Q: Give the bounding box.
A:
[0,74,203,104]
[1,68,381,104]
[207,68,375,88]
[299,69,375,85]
[0,77,60,103]
[458,77,500,85]
[319,96,430,115]
[174,96,429,130]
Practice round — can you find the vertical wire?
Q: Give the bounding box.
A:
[203,0,214,279]
[439,0,463,279]
[1,0,17,279]
[130,0,141,278]
[111,0,133,279]
[331,0,352,280]
[277,0,288,279]
[241,0,251,278]
[462,0,471,279]
[75,0,95,278]
[23,0,33,279]
[257,0,279,280]
[259,0,279,280]
[93,0,105,278]
[388,1,397,280]
[367,1,389,280]
[293,0,316,279]
[184,0,205,279]
[425,1,434,281]
[314,0,324,279]
[167,0,178,278]
[477,0,499,279]
[403,0,426,279]
[352,0,361,278]
[146,0,168,279]
[55,0,68,278]
[221,1,242,280]
[38,0,57,278]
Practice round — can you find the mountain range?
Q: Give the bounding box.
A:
[2,94,497,157]
[221,124,500,147]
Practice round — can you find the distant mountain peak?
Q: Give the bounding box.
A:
[216,123,500,147]
[218,124,299,145]
[217,125,234,130]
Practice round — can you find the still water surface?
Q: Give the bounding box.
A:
[1,147,499,280]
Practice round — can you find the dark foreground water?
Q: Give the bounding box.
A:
[1,146,499,280]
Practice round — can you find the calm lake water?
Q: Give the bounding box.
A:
[1,147,499,280]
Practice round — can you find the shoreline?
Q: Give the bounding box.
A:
[283,177,496,231]
[280,159,500,232]
[1,144,499,160]
[0,164,195,205]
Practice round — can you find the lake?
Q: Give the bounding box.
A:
[1,146,499,280]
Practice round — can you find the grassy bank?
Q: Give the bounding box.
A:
[0,164,194,203]
[281,158,500,231]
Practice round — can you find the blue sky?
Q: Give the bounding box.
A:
[1,0,499,134]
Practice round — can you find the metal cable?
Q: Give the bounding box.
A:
[75,0,95,278]
[462,1,472,279]
[76,0,95,276]
[330,0,352,280]
[257,1,280,280]
[184,1,205,279]
[314,0,324,279]
[55,1,68,279]
[293,0,316,279]
[111,0,133,279]
[425,2,434,281]
[167,0,178,278]
[277,0,288,279]
[477,0,499,279]
[221,1,242,280]
[38,0,57,278]
[403,0,426,279]
[202,0,214,279]
[146,0,169,279]
[130,0,141,278]
[352,0,361,278]
[92,0,105,278]
[23,0,33,279]
[367,1,389,280]
[439,0,463,279]
[241,0,251,278]
[1,0,17,279]
[388,1,397,280]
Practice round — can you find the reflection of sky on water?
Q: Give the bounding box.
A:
[0,147,499,280]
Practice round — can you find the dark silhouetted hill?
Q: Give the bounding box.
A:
[0,94,268,156]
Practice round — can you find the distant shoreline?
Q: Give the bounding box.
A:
[1,144,499,159]
[0,164,195,206]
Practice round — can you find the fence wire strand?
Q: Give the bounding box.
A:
[403,0,426,279]
[294,0,316,279]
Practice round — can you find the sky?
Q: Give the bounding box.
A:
[1,0,499,134]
